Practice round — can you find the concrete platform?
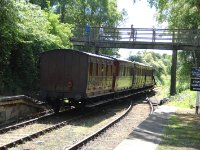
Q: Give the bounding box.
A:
[0,95,46,124]
[114,105,177,150]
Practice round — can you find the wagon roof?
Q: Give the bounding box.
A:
[112,57,150,67]
[134,61,152,67]
[41,49,114,60]
[114,57,133,63]
[41,49,153,68]
[83,51,114,60]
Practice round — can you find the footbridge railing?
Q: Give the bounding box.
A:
[71,27,200,50]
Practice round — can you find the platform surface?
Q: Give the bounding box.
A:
[114,105,177,150]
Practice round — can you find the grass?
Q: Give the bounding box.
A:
[167,90,196,109]
[157,90,200,150]
[155,85,170,99]
[155,75,171,99]
[158,114,200,150]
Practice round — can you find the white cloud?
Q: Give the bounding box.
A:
[117,0,171,59]
[117,0,156,28]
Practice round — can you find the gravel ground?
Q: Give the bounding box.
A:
[0,112,75,147]
[10,101,131,150]
[81,101,150,150]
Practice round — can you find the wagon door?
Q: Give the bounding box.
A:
[63,52,87,97]
[40,51,65,92]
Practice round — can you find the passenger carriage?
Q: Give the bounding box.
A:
[113,58,133,91]
[145,65,155,86]
[40,49,115,109]
[133,62,146,88]
[86,53,114,96]
[40,49,155,112]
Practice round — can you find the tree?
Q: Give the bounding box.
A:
[30,0,126,27]
[0,0,19,94]
[30,0,127,55]
[60,0,126,54]
[0,0,72,95]
[148,0,200,91]
[128,53,142,62]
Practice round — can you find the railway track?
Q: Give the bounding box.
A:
[0,111,53,134]
[0,99,132,149]
[0,91,155,149]
[0,95,48,128]
[65,96,155,150]
[0,108,81,149]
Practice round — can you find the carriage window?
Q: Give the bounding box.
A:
[98,63,101,76]
[89,62,93,76]
[120,66,123,76]
[93,63,96,76]
[106,65,108,76]
[108,65,112,76]
[136,66,139,75]
[96,64,99,76]
[103,64,106,76]
[101,64,104,76]
[131,68,134,75]
[99,64,101,76]
[124,67,126,76]
[128,67,130,76]
[110,65,113,76]
[146,69,149,76]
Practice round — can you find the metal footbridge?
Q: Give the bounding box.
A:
[71,27,200,50]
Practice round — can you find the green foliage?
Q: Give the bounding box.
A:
[128,53,143,62]
[46,11,72,47]
[158,90,200,149]
[0,0,72,95]
[0,0,19,93]
[30,0,127,56]
[148,0,200,29]
[158,113,200,150]
[58,0,126,54]
[168,90,196,108]
[62,0,125,27]
[148,0,200,93]
[176,51,192,92]
[31,0,126,27]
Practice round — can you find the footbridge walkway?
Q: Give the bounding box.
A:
[71,27,200,50]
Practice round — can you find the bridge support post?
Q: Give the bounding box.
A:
[170,49,177,96]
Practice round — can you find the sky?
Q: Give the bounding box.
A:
[117,0,172,59]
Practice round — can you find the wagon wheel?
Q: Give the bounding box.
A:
[52,98,61,113]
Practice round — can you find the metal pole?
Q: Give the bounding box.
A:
[170,49,177,95]
[196,91,199,114]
